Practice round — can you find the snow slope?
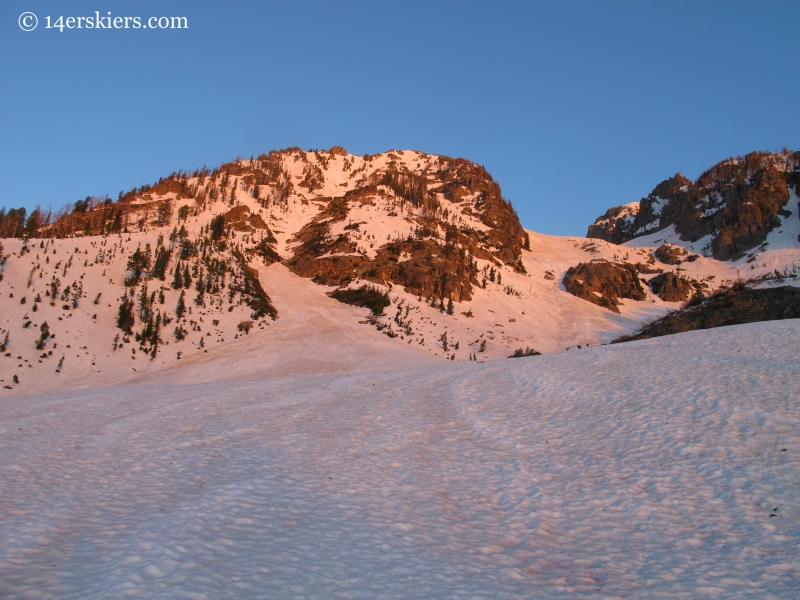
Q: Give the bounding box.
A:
[0,231,692,398]
[135,262,439,386]
[1,320,798,598]
[2,148,799,400]
[622,189,800,279]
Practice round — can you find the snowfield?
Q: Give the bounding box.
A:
[2,149,799,399]
[1,320,798,598]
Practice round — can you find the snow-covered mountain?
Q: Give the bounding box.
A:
[587,149,800,259]
[1,147,799,398]
[2,148,800,598]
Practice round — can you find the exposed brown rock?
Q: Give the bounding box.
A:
[433,157,527,271]
[220,162,249,176]
[648,272,693,302]
[635,262,662,274]
[149,178,185,197]
[613,285,800,343]
[286,154,527,302]
[562,260,646,313]
[587,150,800,260]
[222,205,270,232]
[654,244,687,265]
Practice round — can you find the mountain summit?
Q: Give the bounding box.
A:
[587,149,800,260]
[1,147,799,397]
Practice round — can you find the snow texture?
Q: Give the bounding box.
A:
[3,150,799,399]
[1,320,798,598]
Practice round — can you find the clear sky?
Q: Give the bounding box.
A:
[1,1,798,235]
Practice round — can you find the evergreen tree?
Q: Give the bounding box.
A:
[229,179,237,205]
[142,314,154,343]
[126,246,152,285]
[151,246,171,280]
[158,289,165,304]
[138,283,151,320]
[117,296,135,333]
[24,208,41,238]
[172,262,183,289]
[156,200,173,226]
[210,215,225,240]
[176,291,186,320]
[446,298,454,315]
[49,278,61,306]
[0,207,26,238]
[35,321,50,350]
[439,332,449,352]
[183,265,192,288]
[0,331,9,351]
[151,312,161,346]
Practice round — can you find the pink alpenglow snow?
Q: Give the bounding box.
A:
[0,320,798,598]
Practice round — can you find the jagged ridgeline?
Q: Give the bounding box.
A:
[587,149,800,260]
[1,147,528,309]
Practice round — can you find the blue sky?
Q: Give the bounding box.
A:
[1,1,798,235]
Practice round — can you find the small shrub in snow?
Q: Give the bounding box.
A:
[508,347,542,358]
[330,285,391,316]
[35,322,50,350]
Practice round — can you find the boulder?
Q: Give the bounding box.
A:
[654,244,687,265]
[563,260,646,313]
[648,272,693,302]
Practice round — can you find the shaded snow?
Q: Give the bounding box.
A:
[1,320,798,598]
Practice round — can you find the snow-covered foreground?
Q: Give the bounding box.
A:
[1,321,799,598]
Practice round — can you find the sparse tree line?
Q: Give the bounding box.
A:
[112,220,277,360]
[3,147,530,368]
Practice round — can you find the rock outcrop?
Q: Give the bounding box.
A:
[222,205,270,232]
[654,244,687,265]
[587,150,800,260]
[562,260,646,313]
[24,147,528,308]
[285,153,528,302]
[647,272,693,302]
[613,285,800,343]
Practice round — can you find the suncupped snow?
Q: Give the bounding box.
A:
[0,320,798,598]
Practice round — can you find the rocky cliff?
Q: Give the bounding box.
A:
[587,150,800,260]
